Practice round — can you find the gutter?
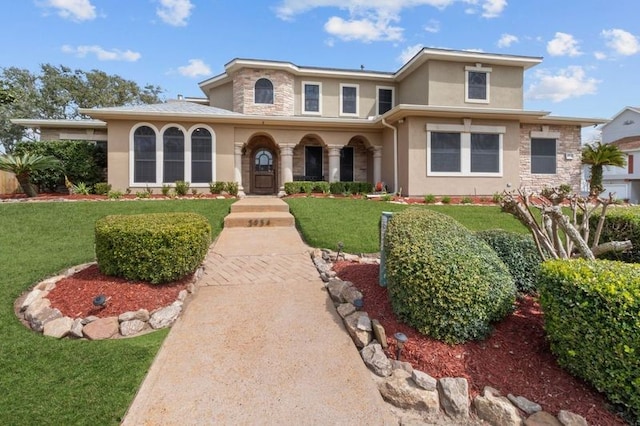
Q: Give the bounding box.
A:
[381,118,399,195]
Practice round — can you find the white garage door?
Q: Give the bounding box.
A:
[602,183,628,200]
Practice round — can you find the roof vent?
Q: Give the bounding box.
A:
[177,94,184,101]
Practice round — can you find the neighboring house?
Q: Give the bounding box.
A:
[13,47,607,197]
[598,107,640,202]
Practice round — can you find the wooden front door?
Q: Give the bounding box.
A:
[252,148,276,194]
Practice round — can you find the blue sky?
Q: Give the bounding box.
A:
[1,0,639,133]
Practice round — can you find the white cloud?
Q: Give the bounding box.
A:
[324,15,402,42]
[481,0,507,18]
[398,44,423,64]
[157,0,193,27]
[178,59,211,78]
[497,33,518,48]
[424,19,440,33]
[601,28,640,56]
[526,66,599,103]
[43,0,96,21]
[61,45,141,61]
[594,51,607,60]
[547,32,581,57]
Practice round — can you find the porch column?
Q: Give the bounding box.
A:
[278,145,294,198]
[328,145,341,183]
[373,146,382,185]
[234,143,246,198]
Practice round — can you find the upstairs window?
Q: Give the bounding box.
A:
[531,138,556,174]
[133,126,156,183]
[302,82,321,114]
[465,64,492,103]
[377,87,394,115]
[340,84,359,116]
[255,78,274,104]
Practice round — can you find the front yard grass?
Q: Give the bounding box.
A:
[286,197,527,253]
[0,199,234,425]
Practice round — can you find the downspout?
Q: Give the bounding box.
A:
[381,118,399,195]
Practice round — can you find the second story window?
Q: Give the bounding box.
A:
[377,87,394,115]
[465,64,492,103]
[340,84,359,116]
[255,78,274,104]
[302,82,321,114]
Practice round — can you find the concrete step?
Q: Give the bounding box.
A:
[224,212,295,228]
[230,198,290,214]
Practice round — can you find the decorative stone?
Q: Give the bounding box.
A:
[118,309,150,322]
[361,342,392,377]
[343,311,372,348]
[65,262,93,276]
[474,386,523,426]
[20,289,44,311]
[341,285,363,305]
[29,307,62,332]
[371,319,388,348]
[326,280,350,303]
[43,316,74,338]
[24,297,51,322]
[557,410,587,426]
[377,369,440,412]
[390,359,413,374]
[356,313,372,331]
[412,370,437,391]
[149,303,182,329]
[438,377,470,419]
[82,316,99,325]
[35,275,63,291]
[336,303,355,319]
[177,290,188,302]
[313,257,331,275]
[508,394,542,415]
[120,319,146,337]
[83,317,119,340]
[525,411,562,426]
[69,318,84,338]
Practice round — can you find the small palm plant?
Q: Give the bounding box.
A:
[582,141,626,197]
[0,152,60,197]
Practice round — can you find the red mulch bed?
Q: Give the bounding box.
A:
[333,261,626,425]
[46,264,191,319]
[0,192,232,201]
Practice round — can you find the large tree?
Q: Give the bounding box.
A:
[582,141,627,197]
[0,65,163,152]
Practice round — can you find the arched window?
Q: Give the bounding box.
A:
[254,78,274,104]
[254,148,273,172]
[191,128,212,183]
[163,127,184,182]
[134,126,156,183]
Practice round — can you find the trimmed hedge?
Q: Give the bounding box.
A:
[539,259,640,416]
[384,208,516,344]
[284,181,329,195]
[477,229,542,294]
[590,206,640,262]
[95,213,211,284]
[329,181,373,195]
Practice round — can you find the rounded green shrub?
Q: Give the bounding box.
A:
[590,206,640,263]
[540,259,640,417]
[384,208,516,344]
[476,229,542,294]
[95,212,211,284]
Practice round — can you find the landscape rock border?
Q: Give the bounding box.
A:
[311,248,589,426]
[15,262,203,340]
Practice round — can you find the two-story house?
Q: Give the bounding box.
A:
[13,47,607,197]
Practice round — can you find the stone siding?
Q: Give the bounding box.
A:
[292,137,328,179]
[519,124,582,192]
[232,69,294,116]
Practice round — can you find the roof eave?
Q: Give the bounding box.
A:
[11,118,107,128]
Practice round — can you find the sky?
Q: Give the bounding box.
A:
[1,0,639,140]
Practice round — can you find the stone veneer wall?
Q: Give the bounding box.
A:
[292,138,328,179]
[519,124,582,192]
[232,69,294,116]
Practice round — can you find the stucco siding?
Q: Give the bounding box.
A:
[208,82,234,111]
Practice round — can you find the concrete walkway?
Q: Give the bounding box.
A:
[122,198,393,425]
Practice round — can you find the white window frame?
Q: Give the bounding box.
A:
[426,122,505,177]
[301,81,322,115]
[376,85,395,116]
[254,77,274,105]
[339,83,359,117]
[187,124,216,186]
[465,64,492,104]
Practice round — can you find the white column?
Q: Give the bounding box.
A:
[278,145,294,198]
[328,146,341,183]
[234,143,246,198]
[373,146,382,186]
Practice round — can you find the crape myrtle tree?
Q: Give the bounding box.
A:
[0,64,163,152]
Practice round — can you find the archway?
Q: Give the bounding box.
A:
[245,134,278,195]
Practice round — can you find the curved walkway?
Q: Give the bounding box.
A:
[122,199,393,425]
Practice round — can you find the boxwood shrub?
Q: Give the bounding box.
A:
[476,229,542,294]
[539,259,640,416]
[95,212,211,284]
[384,208,516,344]
[590,206,640,263]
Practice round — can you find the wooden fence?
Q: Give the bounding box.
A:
[0,170,19,194]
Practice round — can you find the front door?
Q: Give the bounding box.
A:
[340,147,354,182]
[253,148,276,194]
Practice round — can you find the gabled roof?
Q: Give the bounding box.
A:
[610,136,640,151]
[600,106,640,130]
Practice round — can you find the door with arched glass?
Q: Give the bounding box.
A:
[252,148,276,194]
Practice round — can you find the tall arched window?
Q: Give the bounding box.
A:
[163,127,184,182]
[191,128,212,183]
[134,126,156,183]
[254,78,274,104]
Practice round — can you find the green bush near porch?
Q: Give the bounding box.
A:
[589,206,640,263]
[95,212,211,283]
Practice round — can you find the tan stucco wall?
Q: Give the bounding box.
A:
[40,127,108,141]
[397,64,429,106]
[208,82,233,111]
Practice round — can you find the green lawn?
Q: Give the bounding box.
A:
[286,197,527,253]
[0,199,234,425]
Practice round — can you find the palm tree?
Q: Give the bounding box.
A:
[582,141,626,196]
[0,152,60,197]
